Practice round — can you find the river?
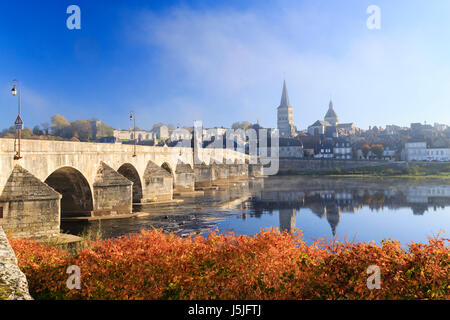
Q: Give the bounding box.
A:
[61,176,450,245]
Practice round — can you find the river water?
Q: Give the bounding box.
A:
[61,176,450,245]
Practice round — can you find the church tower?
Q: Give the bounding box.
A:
[324,100,338,126]
[277,80,295,137]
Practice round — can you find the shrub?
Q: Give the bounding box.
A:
[10,229,450,300]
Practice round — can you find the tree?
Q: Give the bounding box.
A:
[362,144,371,159]
[95,122,114,139]
[33,125,43,136]
[70,120,92,141]
[231,121,251,130]
[51,114,70,136]
[21,128,33,139]
[41,122,50,135]
[371,144,385,159]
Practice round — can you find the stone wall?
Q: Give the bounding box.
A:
[0,227,32,300]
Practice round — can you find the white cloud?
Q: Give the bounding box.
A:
[134,4,450,129]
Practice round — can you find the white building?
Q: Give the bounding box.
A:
[405,142,450,161]
[153,125,169,140]
[114,129,153,141]
[333,139,352,159]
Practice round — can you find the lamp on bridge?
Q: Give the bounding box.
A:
[11,79,23,160]
[130,111,136,157]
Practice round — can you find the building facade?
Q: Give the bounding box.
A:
[333,139,352,159]
[279,138,304,158]
[405,142,450,161]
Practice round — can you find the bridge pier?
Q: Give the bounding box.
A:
[238,164,249,178]
[249,163,264,177]
[0,165,61,239]
[92,162,133,216]
[227,163,240,179]
[142,161,173,202]
[211,163,229,184]
[194,163,213,189]
[174,163,195,192]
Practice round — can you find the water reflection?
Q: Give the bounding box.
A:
[62,176,450,244]
[230,177,450,242]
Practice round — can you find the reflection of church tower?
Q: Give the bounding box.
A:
[325,205,341,237]
[277,80,295,137]
[324,100,338,126]
[279,209,297,233]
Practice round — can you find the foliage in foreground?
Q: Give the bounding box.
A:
[9,229,450,300]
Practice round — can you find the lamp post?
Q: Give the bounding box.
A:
[130,111,136,157]
[11,80,23,160]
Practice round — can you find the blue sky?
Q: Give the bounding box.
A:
[1,0,450,131]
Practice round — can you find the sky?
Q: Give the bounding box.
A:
[1,0,450,131]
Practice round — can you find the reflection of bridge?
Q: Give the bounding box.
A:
[0,139,262,238]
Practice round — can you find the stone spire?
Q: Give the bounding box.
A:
[324,99,338,126]
[279,80,291,108]
[277,80,295,137]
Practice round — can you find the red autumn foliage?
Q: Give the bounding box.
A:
[9,228,450,300]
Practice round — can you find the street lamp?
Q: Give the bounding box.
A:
[130,111,136,157]
[11,80,23,160]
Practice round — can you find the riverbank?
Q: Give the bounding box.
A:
[279,161,450,179]
[9,228,450,300]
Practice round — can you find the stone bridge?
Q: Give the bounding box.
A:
[0,139,262,239]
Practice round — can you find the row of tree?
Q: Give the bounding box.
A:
[0,114,114,142]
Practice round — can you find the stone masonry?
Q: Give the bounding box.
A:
[0,226,32,300]
[93,162,133,216]
[0,165,61,239]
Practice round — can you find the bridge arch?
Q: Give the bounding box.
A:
[118,163,143,203]
[44,166,93,218]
